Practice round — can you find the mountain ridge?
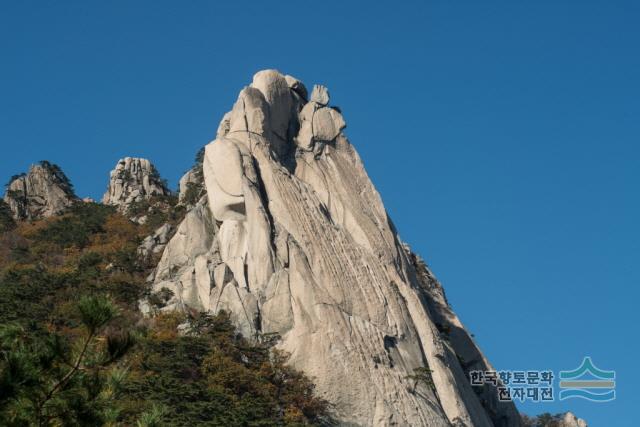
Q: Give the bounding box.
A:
[0,70,589,427]
[144,69,518,426]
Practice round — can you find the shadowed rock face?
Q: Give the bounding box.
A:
[177,147,206,207]
[148,70,522,426]
[102,157,170,212]
[3,161,77,220]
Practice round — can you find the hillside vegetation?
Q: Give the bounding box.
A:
[0,202,330,426]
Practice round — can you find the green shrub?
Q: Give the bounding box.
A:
[120,312,331,426]
[34,203,114,248]
[0,199,15,233]
[0,296,133,426]
[110,244,141,273]
[182,182,203,206]
[78,251,102,269]
[0,203,331,426]
[0,267,71,324]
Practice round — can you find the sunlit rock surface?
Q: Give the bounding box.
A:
[147,70,522,427]
[102,157,170,212]
[3,161,77,220]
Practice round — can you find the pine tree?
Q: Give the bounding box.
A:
[0,295,135,426]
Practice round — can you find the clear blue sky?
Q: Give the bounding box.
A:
[1,1,638,425]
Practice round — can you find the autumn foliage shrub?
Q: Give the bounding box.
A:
[0,204,332,426]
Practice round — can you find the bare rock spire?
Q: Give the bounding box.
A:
[3,161,77,220]
[102,157,170,212]
[146,70,522,426]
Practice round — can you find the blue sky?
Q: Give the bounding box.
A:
[1,1,638,425]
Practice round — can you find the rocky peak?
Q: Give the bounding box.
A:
[102,157,170,212]
[3,161,77,220]
[213,70,345,162]
[558,412,588,427]
[522,412,588,427]
[146,69,522,426]
[137,223,174,259]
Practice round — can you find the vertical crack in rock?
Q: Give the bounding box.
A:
[145,70,523,427]
[249,155,277,257]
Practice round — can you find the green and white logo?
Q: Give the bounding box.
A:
[559,357,615,402]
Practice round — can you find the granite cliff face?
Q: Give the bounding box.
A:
[0,71,589,427]
[146,70,522,426]
[102,157,170,212]
[3,161,77,220]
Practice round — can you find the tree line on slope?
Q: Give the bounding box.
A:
[0,201,330,426]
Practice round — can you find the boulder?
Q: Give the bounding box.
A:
[138,223,175,258]
[228,87,269,137]
[251,69,292,143]
[284,74,308,100]
[310,84,330,105]
[295,102,346,150]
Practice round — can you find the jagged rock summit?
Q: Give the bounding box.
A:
[558,412,588,427]
[3,161,77,220]
[522,412,588,427]
[102,157,170,212]
[147,70,522,426]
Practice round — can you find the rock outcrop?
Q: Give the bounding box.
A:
[178,147,206,207]
[3,161,77,220]
[147,70,522,426]
[522,412,588,427]
[557,412,588,427]
[102,157,170,212]
[138,223,175,259]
